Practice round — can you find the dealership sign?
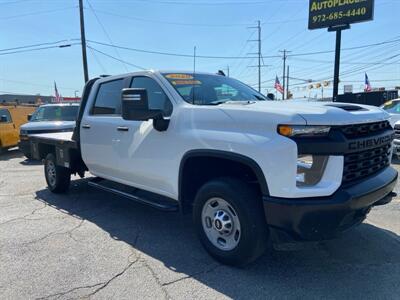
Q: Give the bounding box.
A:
[308,0,374,30]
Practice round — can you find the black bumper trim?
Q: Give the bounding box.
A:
[18,140,31,155]
[263,166,398,241]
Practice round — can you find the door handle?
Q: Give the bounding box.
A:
[117,126,129,132]
[82,124,91,129]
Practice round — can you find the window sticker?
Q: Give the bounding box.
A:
[171,80,202,86]
[165,74,194,80]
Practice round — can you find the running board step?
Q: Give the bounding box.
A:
[88,178,179,212]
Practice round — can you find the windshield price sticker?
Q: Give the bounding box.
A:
[308,0,374,30]
[171,80,202,85]
[165,74,194,80]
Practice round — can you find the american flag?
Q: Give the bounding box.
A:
[274,76,284,94]
[54,81,61,102]
[364,73,372,92]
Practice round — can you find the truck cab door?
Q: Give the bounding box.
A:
[0,108,17,149]
[114,76,176,197]
[80,78,127,179]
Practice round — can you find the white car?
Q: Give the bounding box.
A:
[29,71,397,266]
[380,98,400,127]
[19,103,79,158]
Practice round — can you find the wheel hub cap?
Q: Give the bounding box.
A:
[201,197,241,251]
[213,210,233,234]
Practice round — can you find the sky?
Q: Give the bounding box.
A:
[0,0,399,99]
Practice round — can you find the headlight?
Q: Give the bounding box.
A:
[296,155,328,186]
[278,125,331,137]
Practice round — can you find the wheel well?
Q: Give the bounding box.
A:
[179,152,268,213]
[38,143,55,160]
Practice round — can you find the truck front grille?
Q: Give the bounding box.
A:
[339,120,391,139]
[394,124,400,139]
[343,143,391,185]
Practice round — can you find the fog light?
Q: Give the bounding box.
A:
[297,155,328,186]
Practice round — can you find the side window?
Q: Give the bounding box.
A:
[0,109,12,123]
[130,77,173,116]
[92,79,124,115]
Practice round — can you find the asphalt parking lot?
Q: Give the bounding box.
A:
[1,149,400,299]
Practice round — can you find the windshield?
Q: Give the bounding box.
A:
[162,73,267,105]
[381,101,400,114]
[31,105,79,122]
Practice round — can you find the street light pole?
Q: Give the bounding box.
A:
[79,0,89,83]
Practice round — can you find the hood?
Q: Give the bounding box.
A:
[218,101,389,125]
[21,121,76,132]
[387,113,400,127]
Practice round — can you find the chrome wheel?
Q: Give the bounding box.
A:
[201,197,241,251]
[46,160,57,187]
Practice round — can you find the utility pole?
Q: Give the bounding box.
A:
[286,65,290,100]
[227,65,230,77]
[248,20,262,92]
[279,50,290,100]
[79,0,89,83]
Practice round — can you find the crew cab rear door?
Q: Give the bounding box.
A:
[80,78,128,179]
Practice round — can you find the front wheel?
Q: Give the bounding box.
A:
[44,153,71,193]
[193,177,269,266]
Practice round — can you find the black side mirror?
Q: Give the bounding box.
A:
[0,115,7,123]
[121,88,169,131]
[27,114,32,121]
[267,93,275,100]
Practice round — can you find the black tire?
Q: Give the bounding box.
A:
[44,153,71,193]
[193,177,269,266]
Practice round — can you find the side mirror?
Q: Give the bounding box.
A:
[27,114,32,121]
[0,115,7,123]
[121,88,169,131]
[267,93,275,100]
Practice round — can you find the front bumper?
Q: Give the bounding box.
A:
[393,139,400,155]
[263,166,398,241]
[18,138,30,155]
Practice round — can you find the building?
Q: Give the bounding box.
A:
[0,94,80,105]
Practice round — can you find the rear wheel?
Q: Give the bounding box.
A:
[193,177,269,266]
[44,153,71,193]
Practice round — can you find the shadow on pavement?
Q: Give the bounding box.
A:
[0,148,23,161]
[19,159,42,166]
[35,178,400,298]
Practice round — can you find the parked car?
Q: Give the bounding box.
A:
[380,98,400,126]
[30,71,397,266]
[19,103,79,159]
[0,104,36,154]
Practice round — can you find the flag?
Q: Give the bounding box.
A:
[364,73,372,92]
[54,81,61,102]
[274,76,284,94]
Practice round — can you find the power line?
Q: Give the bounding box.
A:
[86,0,128,72]
[288,37,400,57]
[0,39,77,52]
[0,6,76,20]
[87,40,281,59]
[92,8,253,27]
[87,46,146,70]
[0,43,80,56]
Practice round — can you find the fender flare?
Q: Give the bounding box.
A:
[178,149,269,200]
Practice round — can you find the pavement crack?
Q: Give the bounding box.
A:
[84,253,139,298]
[36,251,140,300]
[0,203,47,227]
[35,282,105,300]
[23,219,85,246]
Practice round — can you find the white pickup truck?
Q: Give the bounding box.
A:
[30,71,397,266]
